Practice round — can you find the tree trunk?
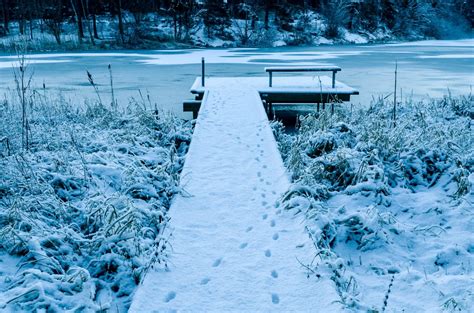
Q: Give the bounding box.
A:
[19,15,25,35]
[2,0,9,32]
[117,0,125,43]
[264,0,270,29]
[70,0,84,43]
[29,18,33,39]
[92,13,99,39]
[81,0,95,45]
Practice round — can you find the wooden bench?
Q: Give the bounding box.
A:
[265,66,342,88]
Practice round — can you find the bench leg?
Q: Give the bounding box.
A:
[332,71,336,88]
[269,72,272,87]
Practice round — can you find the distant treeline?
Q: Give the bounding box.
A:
[0,0,472,45]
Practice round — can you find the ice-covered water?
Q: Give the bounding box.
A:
[0,39,472,118]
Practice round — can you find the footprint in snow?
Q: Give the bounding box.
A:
[271,270,278,278]
[265,249,272,257]
[263,165,268,169]
[257,172,262,177]
[164,291,176,303]
[261,193,266,198]
[272,293,280,304]
[239,242,248,249]
[252,186,257,191]
[271,191,276,195]
[272,233,279,240]
[262,213,268,220]
[212,258,222,267]
[262,201,268,206]
[270,220,276,227]
[200,278,211,285]
[246,226,253,232]
[259,178,265,183]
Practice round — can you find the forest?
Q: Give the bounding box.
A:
[0,0,473,48]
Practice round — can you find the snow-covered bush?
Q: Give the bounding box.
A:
[0,91,193,311]
[275,94,473,311]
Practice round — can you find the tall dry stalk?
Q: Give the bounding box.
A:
[13,44,34,150]
[108,64,117,110]
[86,70,103,106]
[393,61,398,127]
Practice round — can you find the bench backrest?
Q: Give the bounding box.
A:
[264,66,341,73]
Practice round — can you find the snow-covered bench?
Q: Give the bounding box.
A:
[265,66,342,88]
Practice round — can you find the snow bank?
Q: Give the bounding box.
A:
[273,94,473,311]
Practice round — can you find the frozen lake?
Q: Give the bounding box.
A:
[0,39,473,118]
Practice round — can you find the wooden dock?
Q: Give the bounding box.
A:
[131,79,341,311]
[183,67,359,119]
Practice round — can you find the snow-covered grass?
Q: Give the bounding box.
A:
[0,88,193,311]
[273,94,473,311]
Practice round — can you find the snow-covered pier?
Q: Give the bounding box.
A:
[130,78,343,311]
[184,71,359,118]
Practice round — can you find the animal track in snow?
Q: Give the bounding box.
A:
[164,291,176,302]
[212,258,222,267]
[272,233,279,240]
[200,278,210,285]
[272,293,280,304]
[271,270,278,278]
[239,242,248,249]
[265,249,272,257]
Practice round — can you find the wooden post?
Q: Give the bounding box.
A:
[269,71,272,87]
[332,70,336,88]
[202,57,205,87]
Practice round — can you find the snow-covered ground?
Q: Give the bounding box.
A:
[0,90,193,311]
[0,39,472,311]
[272,95,473,311]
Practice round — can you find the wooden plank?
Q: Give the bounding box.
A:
[264,66,342,72]
[260,92,353,104]
[183,100,201,111]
